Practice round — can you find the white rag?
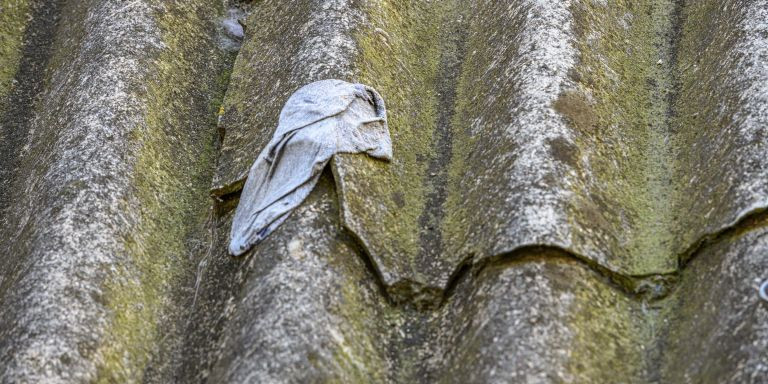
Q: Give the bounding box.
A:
[229,79,392,256]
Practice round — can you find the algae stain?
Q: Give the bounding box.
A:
[440,0,516,266]
[632,0,680,275]
[548,136,581,168]
[345,0,444,285]
[566,0,681,276]
[416,0,467,283]
[564,263,653,383]
[94,3,227,382]
[553,91,598,134]
[0,0,30,105]
[328,276,388,383]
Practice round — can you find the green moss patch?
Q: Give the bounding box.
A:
[95,3,226,382]
[566,0,680,275]
[0,0,30,106]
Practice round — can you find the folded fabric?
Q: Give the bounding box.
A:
[229,79,392,256]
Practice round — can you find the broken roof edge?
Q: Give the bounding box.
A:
[334,167,678,305]
[221,152,768,307]
[210,173,246,198]
[677,202,768,268]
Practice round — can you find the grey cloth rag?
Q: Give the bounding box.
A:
[229,79,392,256]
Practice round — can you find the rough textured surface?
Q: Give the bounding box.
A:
[1,0,768,383]
[213,174,393,383]
[0,0,60,220]
[673,0,768,259]
[0,0,30,104]
[210,0,768,297]
[442,0,685,285]
[431,254,659,383]
[0,0,230,381]
[663,220,768,384]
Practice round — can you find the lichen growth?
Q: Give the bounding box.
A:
[0,0,30,108]
[564,258,657,382]
[440,0,533,263]
[327,275,389,383]
[671,0,752,263]
[93,3,227,382]
[209,1,317,193]
[337,0,445,285]
[564,0,680,276]
[561,1,685,378]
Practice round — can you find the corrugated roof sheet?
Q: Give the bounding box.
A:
[0,0,766,382]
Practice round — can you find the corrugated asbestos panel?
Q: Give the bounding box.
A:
[211,0,364,195]
[0,0,766,382]
[213,0,768,297]
[207,175,394,383]
[673,0,768,260]
[429,252,659,383]
[663,223,768,383]
[206,0,768,380]
[0,0,229,381]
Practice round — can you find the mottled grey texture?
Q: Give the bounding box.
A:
[229,79,390,256]
[215,174,394,383]
[430,254,658,383]
[673,0,768,259]
[663,223,768,383]
[209,0,687,294]
[0,0,230,382]
[199,0,768,382]
[2,0,768,383]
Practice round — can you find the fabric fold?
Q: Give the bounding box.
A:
[229,79,391,256]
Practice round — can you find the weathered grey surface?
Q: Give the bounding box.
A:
[0,0,60,221]
[431,254,660,383]
[199,0,768,381]
[210,0,765,296]
[673,0,768,259]
[0,0,32,106]
[0,0,230,382]
[2,0,768,383]
[444,0,681,281]
[663,220,768,383]
[229,79,390,256]
[214,174,394,383]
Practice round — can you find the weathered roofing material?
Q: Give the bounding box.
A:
[0,0,231,381]
[0,0,766,382]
